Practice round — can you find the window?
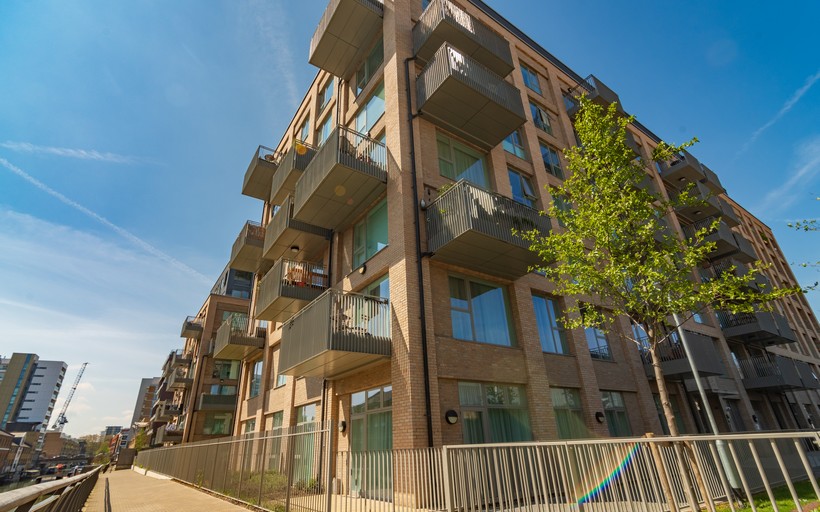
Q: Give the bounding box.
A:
[584,313,612,360]
[421,0,431,10]
[540,143,564,179]
[203,412,232,435]
[520,64,542,94]
[298,118,310,142]
[244,418,256,434]
[317,114,333,145]
[296,403,317,425]
[356,40,384,95]
[209,384,237,395]
[508,168,537,208]
[436,133,489,188]
[532,295,569,354]
[249,360,263,398]
[355,82,385,135]
[319,78,334,111]
[449,276,515,347]
[364,274,389,299]
[551,188,570,228]
[503,129,527,159]
[353,199,388,267]
[275,349,287,388]
[602,391,632,436]
[530,102,553,135]
[213,360,240,380]
[459,382,531,443]
[551,388,586,439]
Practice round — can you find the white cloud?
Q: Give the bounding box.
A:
[737,69,820,157]
[0,157,210,285]
[0,141,139,164]
[758,135,820,212]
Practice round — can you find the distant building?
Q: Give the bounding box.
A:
[41,431,81,458]
[101,426,122,437]
[0,429,13,474]
[130,377,159,428]
[15,360,67,431]
[0,353,39,430]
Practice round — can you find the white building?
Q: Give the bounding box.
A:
[15,360,67,431]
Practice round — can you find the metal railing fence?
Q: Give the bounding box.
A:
[135,429,820,512]
[0,465,102,512]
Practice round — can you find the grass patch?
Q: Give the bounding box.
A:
[716,480,820,512]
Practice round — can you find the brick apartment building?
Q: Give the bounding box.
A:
[162,0,819,452]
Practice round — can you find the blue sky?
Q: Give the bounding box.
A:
[0,0,817,437]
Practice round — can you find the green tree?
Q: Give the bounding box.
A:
[133,430,149,452]
[527,97,797,435]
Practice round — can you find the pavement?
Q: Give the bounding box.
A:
[83,467,250,512]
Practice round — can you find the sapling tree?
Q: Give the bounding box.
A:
[526,97,798,436]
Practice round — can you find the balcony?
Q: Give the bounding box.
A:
[625,131,641,157]
[710,258,771,291]
[682,218,740,261]
[280,289,391,379]
[228,221,265,272]
[169,349,191,369]
[154,424,182,445]
[566,75,623,117]
[718,198,740,227]
[413,0,513,77]
[674,181,722,222]
[700,165,725,194]
[684,376,738,395]
[795,361,820,390]
[180,316,203,339]
[308,0,384,77]
[416,43,526,148]
[165,403,182,416]
[263,197,331,263]
[255,259,328,323]
[152,400,170,422]
[717,310,797,346]
[270,141,318,207]
[198,394,238,412]
[167,370,192,390]
[737,356,803,390]
[242,145,279,200]
[660,150,705,184]
[640,331,724,379]
[732,232,758,264]
[293,126,387,230]
[213,314,265,360]
[425,180,551,279]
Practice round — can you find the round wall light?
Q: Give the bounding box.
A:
[445,410,459,425]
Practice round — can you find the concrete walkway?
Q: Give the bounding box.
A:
[84,468,249,511]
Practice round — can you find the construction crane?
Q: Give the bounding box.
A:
[51,362,88,431]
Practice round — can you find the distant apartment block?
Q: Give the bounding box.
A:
[0,354,66,432]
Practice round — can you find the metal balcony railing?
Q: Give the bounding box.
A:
[255,258,328,322]
[565,74,623,116]
[242,145,280,200]
[198,393,238,411]
[213,313,264,360]
[229,220,265,272]
[308,0,384,77]
[180,315,203,339]
[270,140,318,206]
[736,355,803,389]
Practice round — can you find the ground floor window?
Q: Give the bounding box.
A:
[602,391,631,436]
[203,412,232,435]
[551,387,586,439]
[350,385,392,498]
[459,382,531,443]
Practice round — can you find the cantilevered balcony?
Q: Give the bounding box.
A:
[263,197,331,263]
[413,0,513,77]
[198,394,238,412]
[718,198,741,227]
[280,289,391,379]
[152,400,170,422]
[641,331,724,379]
[717,310,797,346]
[700,165,725,194]
[180,316,203,339]
[426,180,551,279]
[684,376,738,395]
[710,258,771,291]
[682,218,740,261]
[166,370,192,390]
[565,75,623,117]
[416,43,526,148]
[255,259,328,323]
[625,131,641,157]
[213,313,265,360]
[242,145,279,200]
[154,424,182,445]
[270,141,318,206]
[228,221,265,272]
[795,361,820,389]
[732,232,758,264]
[660,150,705,184]
[674,181,722,222]
[293,126,387,230]
[164,403,182,416]
[169,349,191,369]
[737,356,803,390]
[308,0,384,77]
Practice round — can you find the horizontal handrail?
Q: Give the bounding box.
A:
[0,465,102,512]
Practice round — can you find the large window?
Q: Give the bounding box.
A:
[355,82,385,135]
[317,114,333,145]
[298,118,310,142]
[353,199,388,267]
[203,412,232,435]
[540,143,564,179]
[437,134,488,188]
[551,187,570,228]
[274,348,287,388]
[584,309,612,360]
[508,168,537,208]
[356,39,384,95]
[530,102,553,135]
[243,418,256,434]
[319,78,334,111]
[449,276,515,347]
[602,391,632,436]
[213,360,240,380]
[503,129,527,160]
[551,387,586,439]
[532,295,569,354]
[459,382,531,443]
[520,64,542,94]
[209,384,237,395]
[249,360,263,398]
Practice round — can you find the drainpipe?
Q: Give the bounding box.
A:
[405,57,434,447]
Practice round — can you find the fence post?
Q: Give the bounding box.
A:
[645,433,679,512]
[441,445,453,512]
[325,423,334,512]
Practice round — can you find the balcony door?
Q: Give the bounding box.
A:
[350,385,392,499]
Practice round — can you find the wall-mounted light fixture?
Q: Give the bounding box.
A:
[444,410,459,425]
[290,245,300,254]
[338,420,347,433]
[595,411,605,424]
[358,265,366,275]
